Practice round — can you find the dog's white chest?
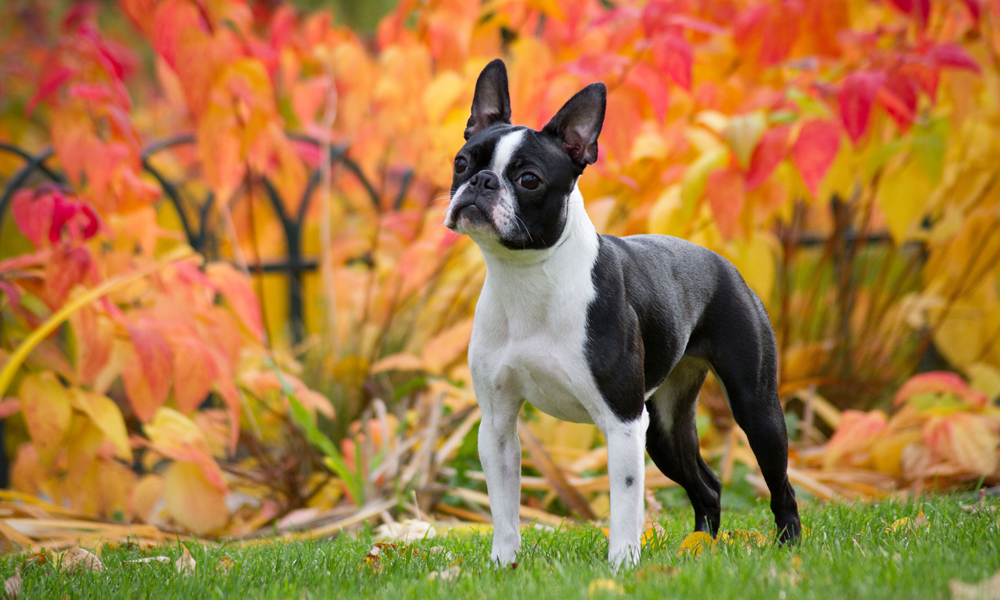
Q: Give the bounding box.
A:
[483,330,595,424]
[468,211,606,426]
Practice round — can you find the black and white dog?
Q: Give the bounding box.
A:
[445,59,800,568]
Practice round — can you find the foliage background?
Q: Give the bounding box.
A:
[0,0,999,541]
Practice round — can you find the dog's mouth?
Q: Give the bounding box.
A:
[446,197,496,233]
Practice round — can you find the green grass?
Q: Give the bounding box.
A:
[5,495,999,599]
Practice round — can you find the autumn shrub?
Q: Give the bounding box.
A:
[1,0,1000,535]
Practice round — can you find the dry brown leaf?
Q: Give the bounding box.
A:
[124,556,171,565]
[58,548,103,574]
[950,571,1000,600]
[3,566,20,600]
[217,556,235,572]
[175,546,196,576]
[637,565,679,580]
[374,520,436,543]
[426,565,461,582]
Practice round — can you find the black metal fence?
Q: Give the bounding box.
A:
[0,135,413,344]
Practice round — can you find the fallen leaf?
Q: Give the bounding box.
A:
[588,578,625,596]
[175,546,196,576]
[58,548,104,574]
[217,556,234,572]
[374,519,436,543]
[427,565,461,582]
[886,509,929,534]
[3,566,19,600]
[718,530,769,550]
[677,531,715,557]
[950,571,1000,600]
[124,557,172,565]
[637,565,679,580]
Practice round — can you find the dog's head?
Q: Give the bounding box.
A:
[444,59,606,252]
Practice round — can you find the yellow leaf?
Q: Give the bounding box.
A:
[718,530,768,550]
[727,233,779,305]
[145,408,228,491]
[164,461,229,535]
[968,363,1000,402]
[722,111,767,169]
[527,0,566,21]
[877,159,933,244]
[423,71,466,124]
[587,579,624,597]
[70,390,132,462]
[18,373,72,467]
[677,531,715,557]
[870,429,923,478]
[680,148,729,219]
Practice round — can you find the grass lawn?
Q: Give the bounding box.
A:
[5,495,998,599]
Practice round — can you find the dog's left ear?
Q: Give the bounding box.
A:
[465,59,512,140]
[542,82,606,168]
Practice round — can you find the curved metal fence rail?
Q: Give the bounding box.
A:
[0,135,414,344]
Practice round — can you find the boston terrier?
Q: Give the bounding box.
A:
[444,59,801,568]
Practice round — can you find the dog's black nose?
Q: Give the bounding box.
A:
[468,171,500,191]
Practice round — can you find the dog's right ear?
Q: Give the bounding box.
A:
[465,59,512,140]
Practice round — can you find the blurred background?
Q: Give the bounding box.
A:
[0,0,998,544]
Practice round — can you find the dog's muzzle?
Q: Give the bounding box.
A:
[446,171,501,230]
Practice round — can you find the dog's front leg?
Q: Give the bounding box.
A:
[605,408,649,569]
[479,399,524,566]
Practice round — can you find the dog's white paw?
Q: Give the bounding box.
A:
[490,544,520,567]
[608,543,640,571]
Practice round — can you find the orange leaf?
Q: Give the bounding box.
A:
[205,263,264,342]
[69,304,115,386]
[172,336,218,414]
[823,410,887,470]
[923,413,1000,476]
[18,372,72,467]
[370,353,426,374]
[163,461,229,534]
[705,166,745,240]
[122,324,173,422]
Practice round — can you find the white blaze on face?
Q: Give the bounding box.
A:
[486,129,526,238]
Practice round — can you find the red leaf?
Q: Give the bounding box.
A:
[652,34,693,91]
[11,189,54,248]
[123,324,173,422]
[625,61,670,121]
[705,166,745,239]
[43,246,93,308]
[894,371,987,409]
[791,119,841,197]
[838,70,886,144]
[745,125,791,190]
[927,43,981,73]
[26,66,75,116]
[879,72,919,131]
[961,0,982,21]
[888,0,930,29]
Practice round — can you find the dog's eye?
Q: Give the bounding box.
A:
[519,173,540,190]
[454,157,468,174]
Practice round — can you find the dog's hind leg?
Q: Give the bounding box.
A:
[645,358,722,536]
[707,304,801,544]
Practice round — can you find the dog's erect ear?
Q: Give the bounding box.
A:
[465,59,512,140]
[541,83,606,168]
